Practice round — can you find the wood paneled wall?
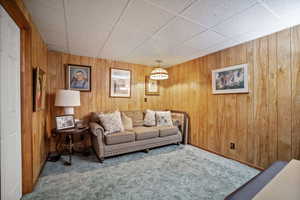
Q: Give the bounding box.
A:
[10,0,49,193]
[163,25,300,169]
[31,26,48,182]
[47,51,166,149]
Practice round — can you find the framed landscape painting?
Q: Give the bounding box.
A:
[110,68,131,98]
[66,64,91,92]
[145,76,159,95]
[212,64,248,94]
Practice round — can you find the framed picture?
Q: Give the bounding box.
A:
[212,64,248,94]
[55,115,75,130]
[110,68,131,98]
[66,64,91,91]
[33,67,46,112]
[145,76,159,95]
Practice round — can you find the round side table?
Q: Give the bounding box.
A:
[53,126,90,166]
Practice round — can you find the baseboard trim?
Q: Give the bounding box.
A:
[190,144,264,171]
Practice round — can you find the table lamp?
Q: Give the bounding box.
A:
[55,89,80,115]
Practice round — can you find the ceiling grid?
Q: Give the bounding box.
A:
[24,0,300,67]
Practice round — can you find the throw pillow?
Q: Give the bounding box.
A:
[156,111,173,127]
[99,110,124,133]
[121,112,133,131]
[144,109,156,126]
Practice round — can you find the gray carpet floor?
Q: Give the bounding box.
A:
[22,145,259,200]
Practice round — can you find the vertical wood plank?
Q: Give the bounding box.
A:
[291,25,300,160]
[268,33,278,164]
[277,29,292,161]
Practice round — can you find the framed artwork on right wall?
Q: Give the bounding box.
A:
[212,63,248,94]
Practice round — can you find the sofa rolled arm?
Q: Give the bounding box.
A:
[89,122,105,161]
[90,122,104,137]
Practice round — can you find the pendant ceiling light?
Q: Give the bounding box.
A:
[150,60,168,80]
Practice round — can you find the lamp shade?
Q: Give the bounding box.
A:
[150,68,169,80]
[55,89,80,107]
[150,60,169,80]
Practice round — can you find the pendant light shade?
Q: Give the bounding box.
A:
[150,60,169,80]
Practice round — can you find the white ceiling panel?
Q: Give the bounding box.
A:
[212,4,284,39]
[260,0,300,28]
[147,0,195,14]
[23,0,67,52]
[100,0,175,59]
[47,43,68,53]
[117,0,174,34]
[153,17,206,47]
[202,39,240,55]
[24,0,300,67]
[184,30,227,50]
[100,27,151,60]
[65,0,127,57]
[182,0,257,27]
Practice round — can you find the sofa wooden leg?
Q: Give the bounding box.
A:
[144,149,149,153]
[99,157,104,163]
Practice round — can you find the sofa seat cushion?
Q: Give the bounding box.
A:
[105,131,135,145]
[159,126,179,137]
[133,126,159,141]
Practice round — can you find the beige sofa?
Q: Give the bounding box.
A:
[89,110,189,162]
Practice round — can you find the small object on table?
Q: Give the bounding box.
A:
[52,126,90,166]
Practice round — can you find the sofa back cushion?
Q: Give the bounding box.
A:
[122,111,144,127]
[121,112,133,131]
[98,111,124,134]
[143,109,156,126]
[156,111,173,127]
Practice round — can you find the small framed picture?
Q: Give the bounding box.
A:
[145,76,159,95]
[66,64,91,92]
[110,68,131,98]
[55,115,75,130]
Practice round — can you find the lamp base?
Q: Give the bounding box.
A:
[64,107,74,115]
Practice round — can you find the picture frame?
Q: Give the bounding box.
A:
[212,64,248,94]
[109,68,132,98]
[33,67,46,112]
[66,64,91,92]
[55,115,75,130]
[145,76,159,95]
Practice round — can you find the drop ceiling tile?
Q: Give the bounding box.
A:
[122,56,155,66]
[147,0,195,13]
[100,27,151,60]
[119,0,174,34]
[68,31,110,58]
[153,17,206,47]
[65,0,128,57]
[184,30,227,50]
[24,0,66,47]
[203,39,240,54]
[212,4,284,39]
[182,0,257,27]
[128,41,160,58]
[168,44,200,57]
[260,0,300,27]
[38,28,66,48]
[100,0,176,60]
[47,43,68,53]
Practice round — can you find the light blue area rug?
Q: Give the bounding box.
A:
[23,145,259,200]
